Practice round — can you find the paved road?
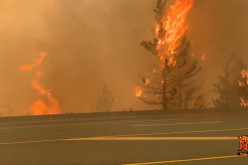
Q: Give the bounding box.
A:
[0,111,248,165]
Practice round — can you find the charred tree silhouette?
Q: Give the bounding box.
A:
[92,85,114,112]
[213,53,246,108]
[138,0,206,110]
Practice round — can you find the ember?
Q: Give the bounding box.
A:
[135,87,143,98]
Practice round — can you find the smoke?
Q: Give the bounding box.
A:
[188,0,248,101]
[0,0,54,115]
[43,0,157,113]
[0,0,248,115]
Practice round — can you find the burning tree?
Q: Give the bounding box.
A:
[239,69,248,107]
[136,0,206,110]
[213,53,247,108]
[92,85,114,112]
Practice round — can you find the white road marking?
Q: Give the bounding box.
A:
[0,139,63,145]
[0,136,237,145]
[134,121,222,127]
[103,127,248,137]
[65,136,237,141]
[122,155,239,165]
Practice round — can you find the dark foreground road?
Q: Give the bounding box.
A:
[0,109,248,165]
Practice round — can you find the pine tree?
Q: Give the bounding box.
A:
[239,69,248,107]
[92,85,114,112]
[137,0,206,110]
[213,53,246,108]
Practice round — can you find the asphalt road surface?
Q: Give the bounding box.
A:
[0,110,248,165]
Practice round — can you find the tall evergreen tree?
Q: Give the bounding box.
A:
[137,0,206,110]
[213,53,246,108]
[239,69,248,107]
[92,85,114,112]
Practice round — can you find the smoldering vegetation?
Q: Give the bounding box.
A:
[0,0,248,116]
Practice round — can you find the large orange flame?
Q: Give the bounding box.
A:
[20,52,61,115]
[156,0,193,66]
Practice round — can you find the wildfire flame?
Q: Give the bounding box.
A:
[19,51,47,72]
[240,97,248,108]
[241,69,248,85]
[156,0,193,67]
[20,52,61,115]
[135,86,143,98]
[152,68,157,74]
[143,78,151,86]
[201,52,206,61]
[238,80,244,87]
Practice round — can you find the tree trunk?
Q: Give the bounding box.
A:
[162,68,167,110]
[162,59,168,110]
[178,68,182,110]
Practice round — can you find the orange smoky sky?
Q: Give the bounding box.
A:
[0,0,248,116]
